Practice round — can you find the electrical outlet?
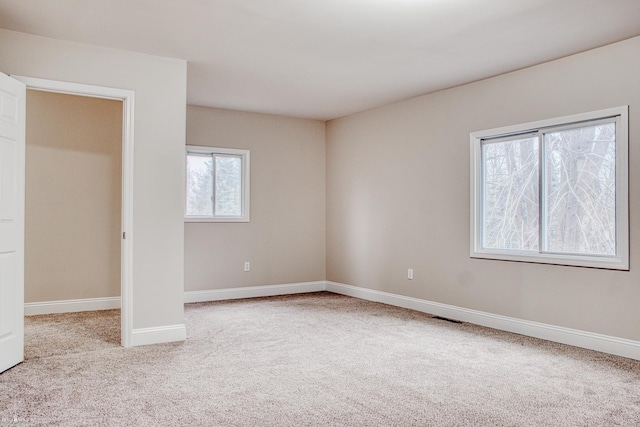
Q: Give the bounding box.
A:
[407,268,413,280]
[244,262,250,272]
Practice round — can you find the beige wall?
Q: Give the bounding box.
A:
[185,106,326,290]
[0,29,187,330]
[326,36,640,341]
[25,90,122,303]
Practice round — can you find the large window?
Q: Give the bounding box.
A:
[185,146,250,222]
[470,107,628,270]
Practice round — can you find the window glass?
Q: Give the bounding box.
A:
[214,155,242,217]
[186,153,213,216]
[543,123,616,255]
[482,136,539,251]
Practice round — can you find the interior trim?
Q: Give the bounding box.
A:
[25,297,121,316]
[184,281,326,303]
[130,324,187,347]
[326,281,640,361]
[26,281,640,359]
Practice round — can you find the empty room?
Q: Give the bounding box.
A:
[1,1,639,425]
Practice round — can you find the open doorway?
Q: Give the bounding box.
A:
[24,90,123,349]
[14,76,135,348]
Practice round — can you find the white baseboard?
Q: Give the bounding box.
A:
[25,296,121,316]
[24,282,640,360]
[326,281,640,361]
[130,324,187,347]
[184,281,327,304]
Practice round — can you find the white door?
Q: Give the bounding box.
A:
[0,72,26,373]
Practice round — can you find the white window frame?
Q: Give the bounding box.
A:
[185,145,250,223]
[470,106,628,270]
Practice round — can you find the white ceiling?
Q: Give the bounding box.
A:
[1,0,639,120]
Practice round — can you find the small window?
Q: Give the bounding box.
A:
[470,107,628,270]
[185,146,250,222]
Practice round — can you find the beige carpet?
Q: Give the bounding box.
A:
[1,292,639,426]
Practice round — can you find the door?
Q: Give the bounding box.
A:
[0,72,26,373]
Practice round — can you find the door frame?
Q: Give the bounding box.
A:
[14,76,134,347]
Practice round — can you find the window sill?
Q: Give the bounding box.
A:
[470,250,628,271]
[185,217,250,223]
